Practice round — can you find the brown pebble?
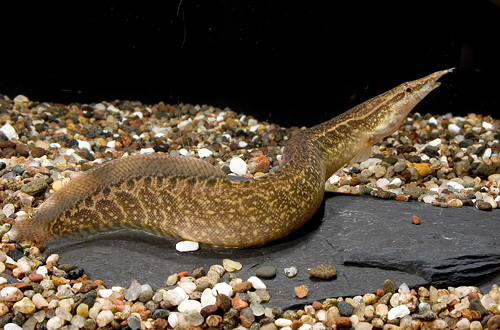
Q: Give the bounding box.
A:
[396,194,412,202]
[30,147,46,158]
[255,162,270,173]
[0,282,31,290]
[411,215,421,225]
[240,315,252,328]
[488,315,500,330]
[200,304,218,318]
[206,314,222,327]
[294,285,309,299]
[309,264,337,279]
[153,318,168,330]
[216,293,231,312]
[78,280,98,293]
[477,202,492,211]
[232,281,253,293]
[291,320,303,330]
[28,273,44,282]
[336,316,352,327]
[312,301,323,310]
[192,267,206,279]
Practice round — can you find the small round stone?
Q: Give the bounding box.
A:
[309,264,337,279]
[284,266,298,277]
[127,316,141,330]
[230,157,247,175]
[256,266,276,278]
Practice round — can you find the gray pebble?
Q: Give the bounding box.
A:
[127,316,141,330]
[337,301,354,316]
[256,266,276,278]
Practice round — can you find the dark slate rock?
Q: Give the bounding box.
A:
[46,193,500,310]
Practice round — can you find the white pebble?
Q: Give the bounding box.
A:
[483,148,492,158]
[172,286,189,301]
[4,324,23,330]
[201,288,216,306]
[178,281,197,295]
[238,141,248,148]
[247,276,266,290]
[428,117,438,125]
[0,123,19,140]
[178,299,202,312]
[387,305,410,320]
[76,140,91,151]
[230,157,247,175]
[163,290,183,306]
[213,282,233,297]
[448,123,461,134]
[2,204,15,217]
[168,313,179,327]
[398,283,410,293]
[376,178,390,189]
[96,310,114,327]
[179,148,189,156]
[275,318,293,327]
[198,148,212,158]
[482,121,493,130]
[428,138,442,147]
[422,195,436,204]
[456,318,471,330]
[249,124,260,132]
[140,147,155,154]
[106,140,116,148]
[390,178,402,187]
[175,241,199,252]
[47,316,66,330]
[98,289,114,298]
[284,266,298,277]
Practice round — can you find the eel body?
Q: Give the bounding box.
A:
[9,69,452,247]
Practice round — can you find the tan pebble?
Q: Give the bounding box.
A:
[382,325,398,330]
[470,320,483,330]
[355,322,373,330]
[418,287,430,297]
[261,323,278,330]
[413,163,432,177]
[0,302,9,317]
[432,319,448,329]
[364,305,374,318]
[32,293,49,309]
[166,273,178,286]
[77,303,89,318]
[206,315,222,327]
[0,261,4,273]
[222,258,242,272]
[375,304,388,316]
[448,198,463,207]
[362,293,377,305]
[209,264,225,276]
[371,318,384,328]
[52,180,64,191]
[294,285,309,299]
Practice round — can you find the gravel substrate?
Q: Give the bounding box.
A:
[0,94,499,329]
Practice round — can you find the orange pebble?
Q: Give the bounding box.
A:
[231,296,248,311]
[411,215,421,225]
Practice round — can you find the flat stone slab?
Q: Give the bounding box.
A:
[47,192,500,310]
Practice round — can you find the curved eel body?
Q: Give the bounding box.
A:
[9,69,452,247]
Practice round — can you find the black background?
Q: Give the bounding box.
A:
[1,0,499,127]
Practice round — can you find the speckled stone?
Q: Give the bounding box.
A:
[309,264,337,279]
[337,301,354,316]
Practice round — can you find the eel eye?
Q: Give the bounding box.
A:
[406,88,412,93]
